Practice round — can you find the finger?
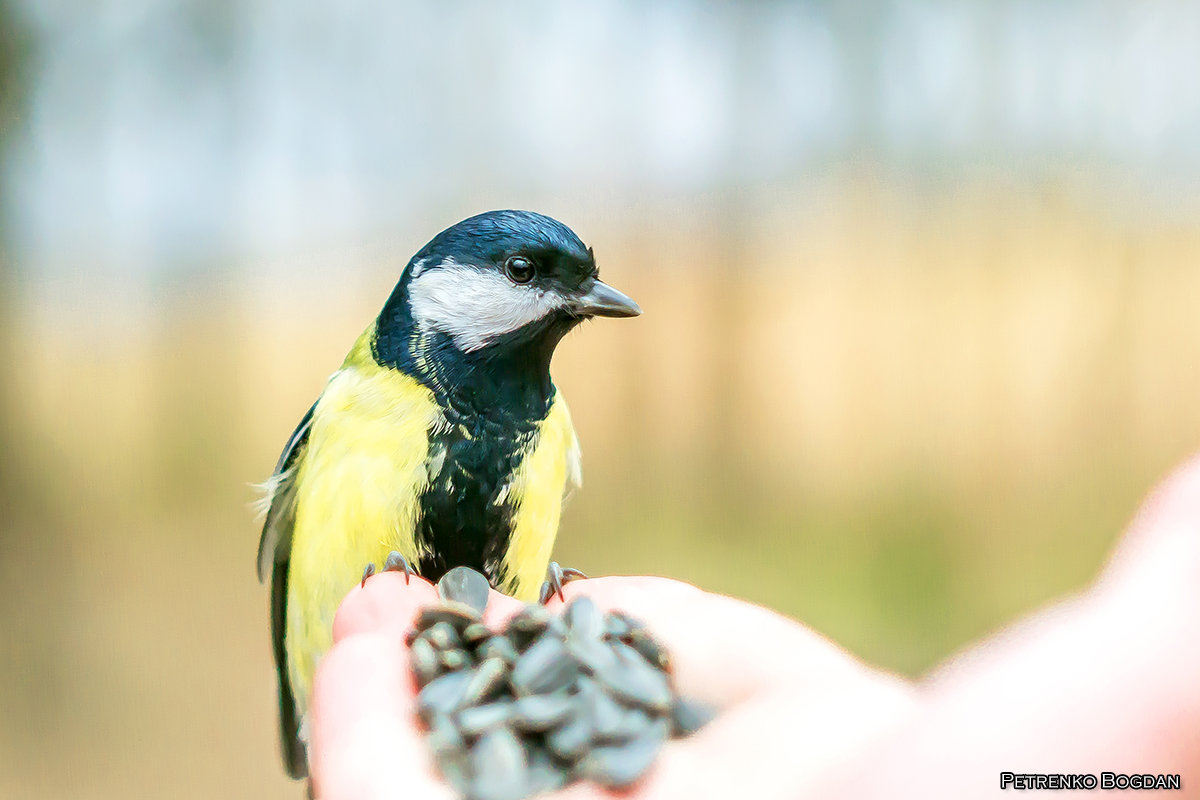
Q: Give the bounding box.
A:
[337,572,535,642]
[482,587,527,629]
[552,680,915,800]
[554,577,910,709]
[1106,452,1200,590]
[333,571,439,643]
[815,456,1200,796]
[309,632,455,800]
[549,579,915,800]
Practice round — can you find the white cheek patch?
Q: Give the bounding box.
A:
[408,261,567,352]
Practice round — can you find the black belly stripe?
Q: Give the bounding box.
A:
[372,318,563,589]
[414,408,542,587]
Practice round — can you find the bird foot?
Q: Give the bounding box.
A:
[361,551,414,588]
[538,561,588,604]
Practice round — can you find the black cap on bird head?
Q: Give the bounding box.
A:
[373,210,640,400]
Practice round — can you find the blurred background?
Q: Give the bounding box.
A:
[2,0,1200,796]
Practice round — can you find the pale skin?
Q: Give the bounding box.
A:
[309,457,1200,799]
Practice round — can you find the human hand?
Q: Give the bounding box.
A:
[812,456,1200,797]
[309,457,1200,799]
[309,575,914,800]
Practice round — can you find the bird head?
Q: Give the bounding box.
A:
[373,211,640,394]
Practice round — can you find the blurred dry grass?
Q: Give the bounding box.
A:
[3,183,1199,797]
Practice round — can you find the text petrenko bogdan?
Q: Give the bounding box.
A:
[1000,772,1183,791]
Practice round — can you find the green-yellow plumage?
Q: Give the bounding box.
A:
[257,211,638,778]
[283,324,580,717]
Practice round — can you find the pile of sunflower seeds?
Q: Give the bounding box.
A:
[409,567,714,800]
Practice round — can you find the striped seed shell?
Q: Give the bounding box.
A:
[504,606,552,650]
[545,703,593,762]
[525,748,570,795]
[416,602,482,633]
[462,657,509,706]
[425,621,462,652]
[564,596,603,641]
[627,627,671,673]
[439,648,472,673]
[456,700,514,738]
[601,611,643,641]
[586,682,633,740]
[511,635,578,696]
[461,622,492,649]
[576,717,669,788]
[437,566,492,615]
[594,643,672,712]
[511,691,575,732]
[564,634,618,675]
[468,727,530,800]
[417,670,473,720]
[410,637,441,688]
[476,635,519,665]
[670,697,716,737]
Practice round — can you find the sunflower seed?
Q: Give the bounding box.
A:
[564,596,603,641]
[461,622,492,649]
[564,634,618,675]
[511,691,574,732]
[584,681,631,739]
[476,635,519,665]
[602,611,643,641]
[543,613,567,639]
[416,602,482,633]
[416,596,712,798]
[627,628,671,672]
[410,637,441,687]
[511,636,577,696]
[544,703,593,762]
[425,621,461,652]
[417,670,473,719]
[670,697,716,737]
[525,748,569,794]
[439,648,472,673]
[505,606,551,650]
[469,727,529,800]
[457,700,514,738]
[438,749,472,796]
[594,644,672,712]
[576,717,669,788]
[596,707,653,744]
[462,657,509,706]
[438,566,492,614]
[426,713,465,754]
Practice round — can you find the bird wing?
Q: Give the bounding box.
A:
[256,403,315,582]
[256,402,316,779]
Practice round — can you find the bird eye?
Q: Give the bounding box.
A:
[504,256,536,284]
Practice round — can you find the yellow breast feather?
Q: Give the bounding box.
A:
[284,329,442,718]
[497,393,582,601]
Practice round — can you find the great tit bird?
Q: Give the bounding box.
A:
[256,210,640,778]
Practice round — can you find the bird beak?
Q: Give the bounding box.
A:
[572,280,642,318]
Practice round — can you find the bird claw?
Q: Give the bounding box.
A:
[384,551,413,584]
[360,551,414,588]
[538,561,588,605]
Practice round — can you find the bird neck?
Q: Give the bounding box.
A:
[434,336,559,422]
[371,302,565,422]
